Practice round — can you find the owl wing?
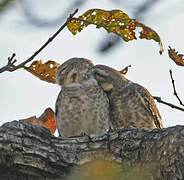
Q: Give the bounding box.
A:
[132,83,163,129]
[55,88,62,122]
[55,88,65,136]
[55,86,89,136]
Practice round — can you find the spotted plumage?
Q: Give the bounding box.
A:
[55,58,110,137]
[93,64,163,129]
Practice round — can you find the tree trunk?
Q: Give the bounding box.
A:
[0,120,183,180]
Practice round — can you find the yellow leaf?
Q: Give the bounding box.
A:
[67,9,164,54]
[24,60,60,83]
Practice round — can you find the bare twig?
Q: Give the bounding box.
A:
[0,53,17,73]
[0,9,78,74]
[169,69,184,106]
[153,96,184,112]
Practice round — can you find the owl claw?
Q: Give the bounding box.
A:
[106,132,111,151]
[106,126,114,133]
[80,132,87,136]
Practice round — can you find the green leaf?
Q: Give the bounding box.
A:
[67,9,164,54]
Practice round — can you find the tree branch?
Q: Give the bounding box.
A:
[153,70,184,112]
[0,120,184,179]
[0,9,78,74]
[169,69,184,106]
[153,96,184,112]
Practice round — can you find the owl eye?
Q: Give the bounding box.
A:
[94,67,108,77]
[95,70,108,79]
[95,72,106,77]
[59,66,67,75]
[95,72,107,82]
[61,67,67,72]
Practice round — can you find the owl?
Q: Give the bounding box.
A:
[55,58,110,137]
[93,64,163,129]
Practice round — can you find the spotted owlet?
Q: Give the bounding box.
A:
[55,58,110,137]
[93,65,163,129]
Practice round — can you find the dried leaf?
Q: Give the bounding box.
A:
[42,108,56,134]
[19,108,56,134]
[119,65,131,75]
[68,9,164,54]
[168,46,184,66]
[24,60,60,83]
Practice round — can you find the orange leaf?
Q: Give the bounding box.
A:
[168,46,184,66]
[24,60,60,83]
[43,108,56,134]
[19,108,56,134]
[119,65,131,75]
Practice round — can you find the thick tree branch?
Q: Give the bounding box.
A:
[169,69,184,106]
[0,120,184,179]
[0,9,78,74]
[153,96,184,112]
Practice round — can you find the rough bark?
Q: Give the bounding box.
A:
[0,120,184,180]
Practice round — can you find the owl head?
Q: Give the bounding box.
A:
[93,65,129,92]
[56,57,94,86]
